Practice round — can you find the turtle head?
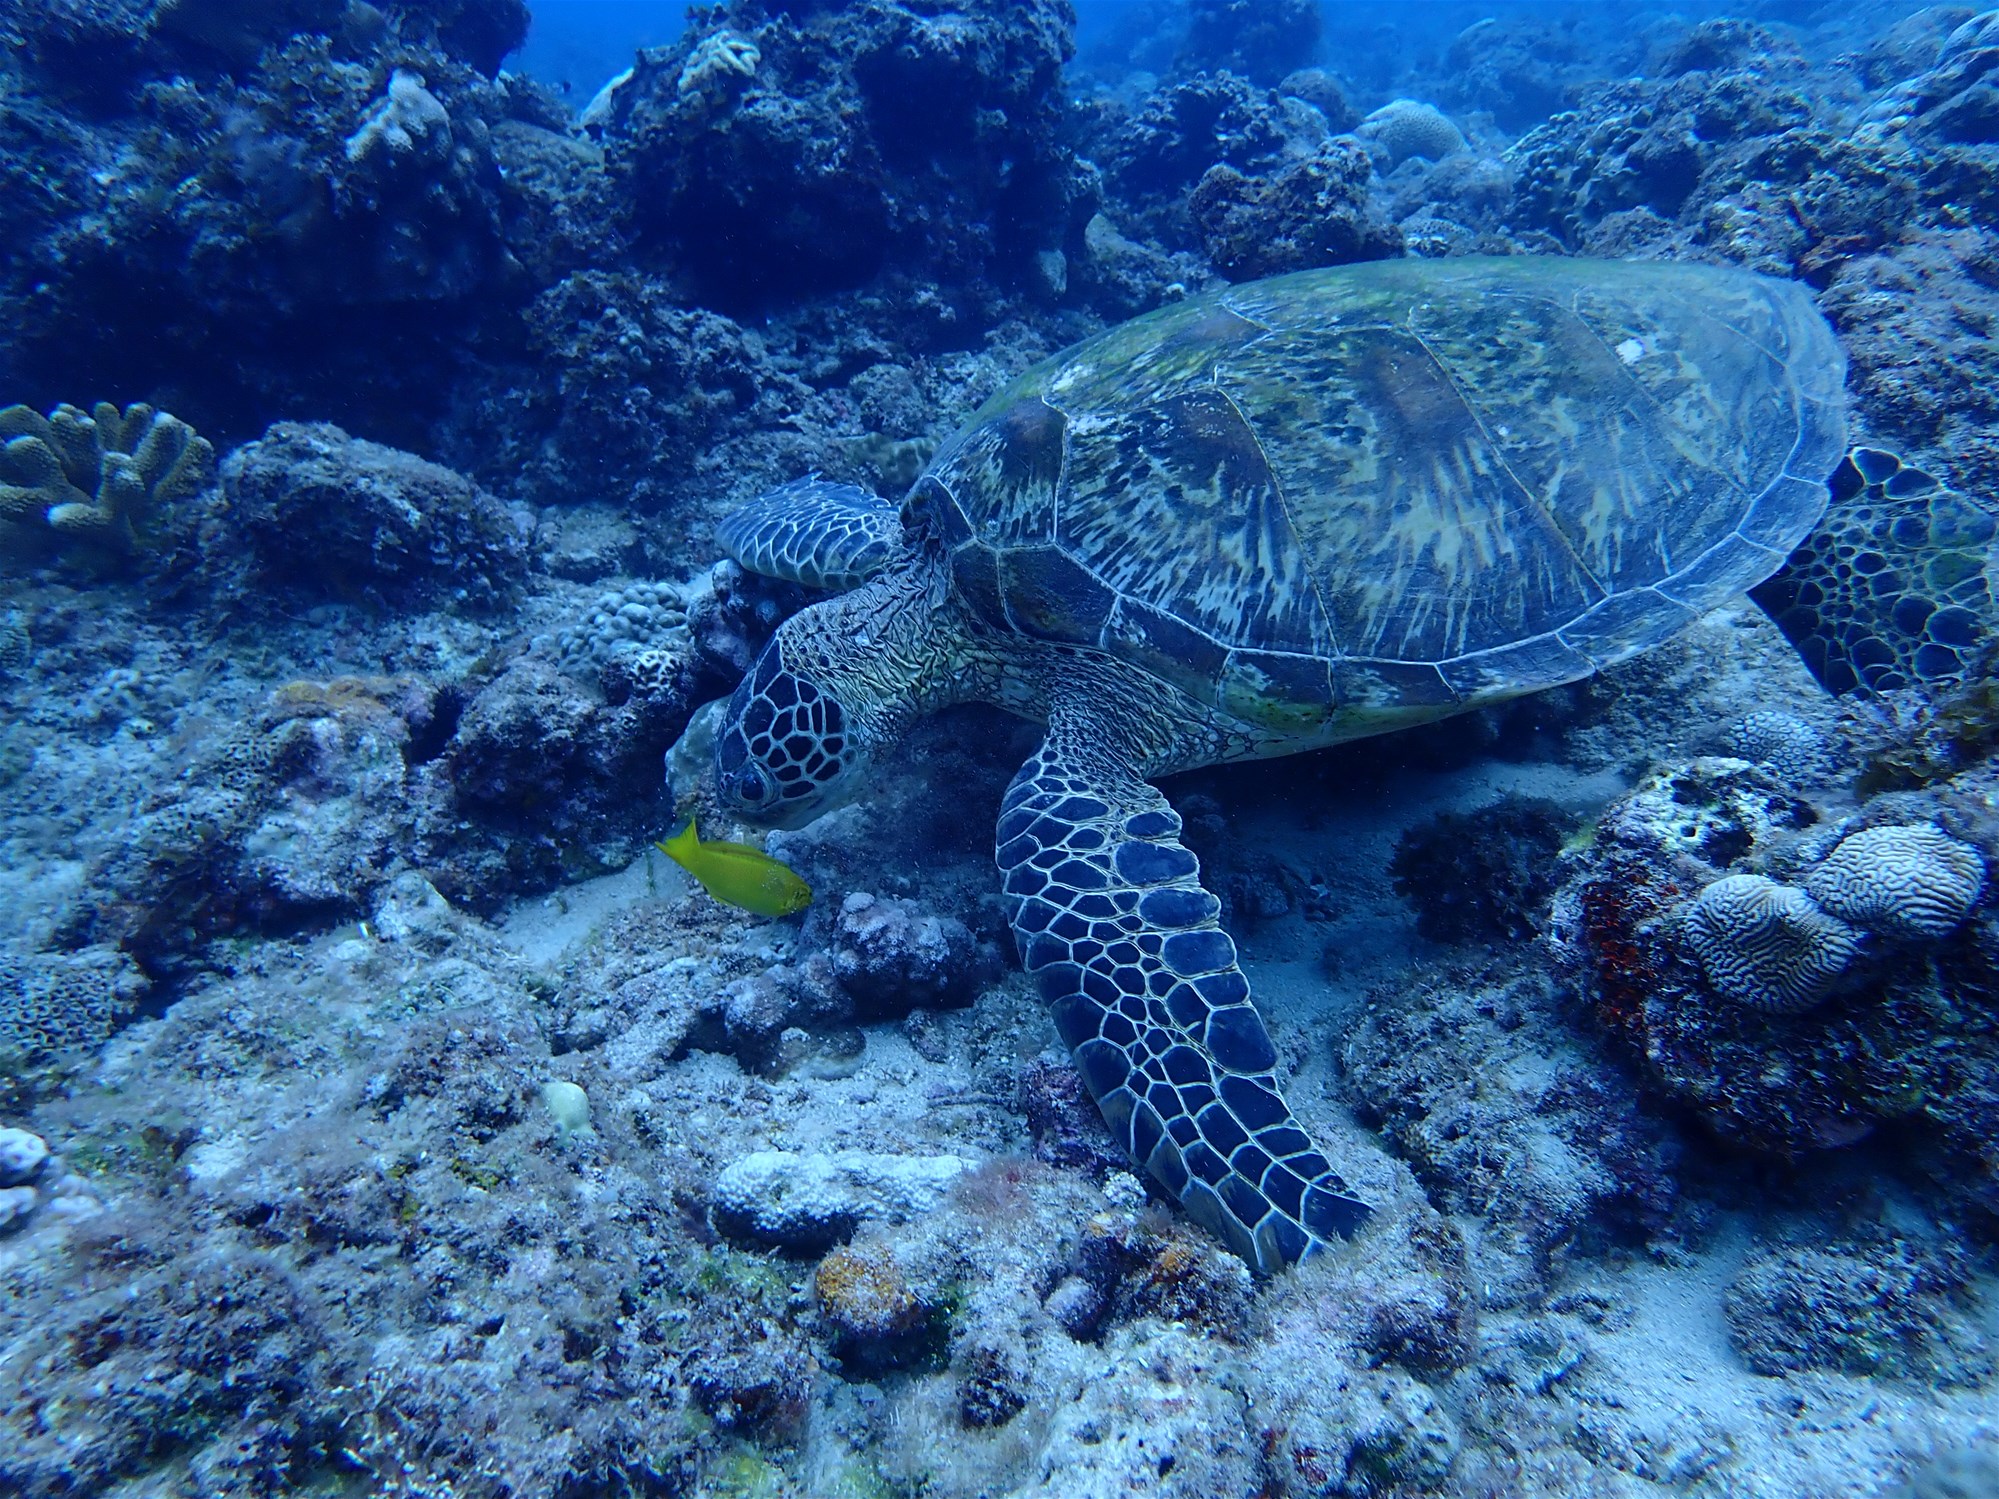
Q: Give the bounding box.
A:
[714,621,873,830]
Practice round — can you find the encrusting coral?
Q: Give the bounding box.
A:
[1805,823,1986,941]
[0,401,214,557]
[1681,873,1861,1013]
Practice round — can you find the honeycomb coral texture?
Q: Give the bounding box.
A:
[1724,710,1830,785]
[1683,873,1860,1013]
[1806,824,1986,941]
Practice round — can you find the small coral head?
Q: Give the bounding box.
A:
[715,632,865,829]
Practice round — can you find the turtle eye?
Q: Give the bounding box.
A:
[735,768,769,804]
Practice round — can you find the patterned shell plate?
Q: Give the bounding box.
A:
[914,256,1848,733]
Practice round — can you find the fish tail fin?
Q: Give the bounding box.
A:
[657,816,700,864]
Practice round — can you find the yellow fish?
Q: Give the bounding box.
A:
[656,817,812,917]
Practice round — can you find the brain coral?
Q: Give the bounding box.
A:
[1683,873,1860,1013]
[1805,824,1986,941]
[1358,99,1467,165]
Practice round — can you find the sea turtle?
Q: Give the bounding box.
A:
[706,255,1995,1273]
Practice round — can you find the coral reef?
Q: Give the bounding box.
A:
[1550,752,1999,1218]
[601,1,1088,315]
[1,5,1998,1494]
[0,945,150,1059]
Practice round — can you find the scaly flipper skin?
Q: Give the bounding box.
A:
[998,703,1373,1274]
[716,477,903,591]
[1754,447,1999,694]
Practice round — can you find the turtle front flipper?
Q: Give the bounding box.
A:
[717,477,903,591]
[998,711,1372,1273]
[1752,448,1998,695]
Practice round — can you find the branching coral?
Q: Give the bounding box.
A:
[0,401,214,557]
[1806,824,1986,941]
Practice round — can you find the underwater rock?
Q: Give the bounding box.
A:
[1805,822,1986,940]
[1865,8,1999,143]
[0,1184,36,1231]
[0,9,550,449]
[0,1228,342,1493]
[1342,964,1679,1304]
[217,422,529,611]
[0,1126,49,1186]
[682,1254,816,1441]
[1681,873,1861,1013]
[1270,1366,1461,1497]
[441,656,678,890]
[1092,68,1330,251]
[1030,1323,1265,1497]
[814,1240,943,1372]
[709,1148,977,1253]
[1724,1241,1992,1385]
[1014,1055,1129,1178]
[827,891,998,1018]
[1438,13,1601,130]
[480,271,809,507]
[1893,1444,1999,1499]
[1111,1229,1257,1340]
[1277,68,1358,132]
[1187,140,1404,279]
[1388,795,1579,945]
[1821,230,1999,496]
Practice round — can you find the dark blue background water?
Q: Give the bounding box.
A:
[513,0,1889,108]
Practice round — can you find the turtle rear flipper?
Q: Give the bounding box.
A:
[718,476,903,592]
[999,702,1373,1273]
[1753,447,1998,695]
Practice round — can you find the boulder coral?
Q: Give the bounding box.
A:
[1357,99,1467,166]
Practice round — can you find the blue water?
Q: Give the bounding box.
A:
[514,0,1899,107]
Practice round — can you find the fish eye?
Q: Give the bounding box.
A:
[735,768,768,804]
